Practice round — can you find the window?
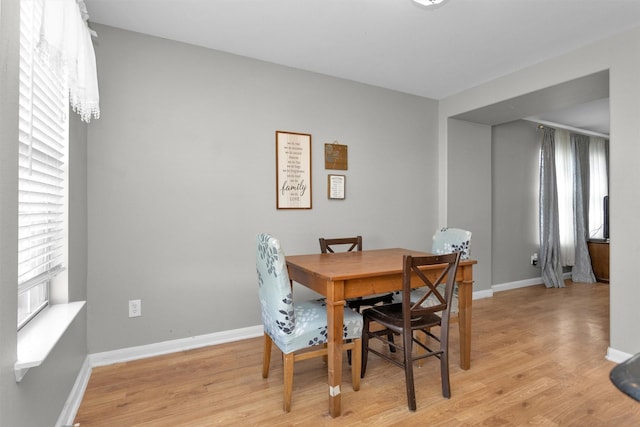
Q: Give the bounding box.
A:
[18,0,69,330]
[588,137,609,239]
[554,130,609,266]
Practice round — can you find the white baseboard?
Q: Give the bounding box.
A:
[606,347,633,363]
[472,288,493,299]
[89,325,263,367]
[56,356,91,427]
[492,271,579,293]
[492,277,543,292]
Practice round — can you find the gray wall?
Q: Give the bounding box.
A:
[86,25,440,353]
[0,1,89,425]
[492,120,541,284]
[447,119,492,291]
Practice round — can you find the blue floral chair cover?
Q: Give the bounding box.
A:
[256,233,362,353]
[431,227,472,260]
[396,227,472,313]
[256,233,363,411]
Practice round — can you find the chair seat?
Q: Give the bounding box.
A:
[364,303,442,332]
[265,299,363,354]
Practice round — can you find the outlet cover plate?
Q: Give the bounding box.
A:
[129,299,141,317]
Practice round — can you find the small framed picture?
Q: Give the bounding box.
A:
[327,174,345,200]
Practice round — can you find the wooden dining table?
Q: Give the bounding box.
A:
[286,248,476,418]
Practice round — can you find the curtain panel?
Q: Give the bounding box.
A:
[571,134,596,283]
[539,128,565,288]
[37,0,100,122]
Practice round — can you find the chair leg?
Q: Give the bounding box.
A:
[388,331,396,353]
[440,329,451,398]
[361,317,371,378]
[351,338,361,391]
[403,330,417,411]
[283,352,295,412]
[440,349,451,398]
[262,333,272,378]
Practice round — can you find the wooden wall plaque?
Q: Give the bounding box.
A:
[324,143,348,170]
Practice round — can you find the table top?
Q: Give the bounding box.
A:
[286,248,476,281]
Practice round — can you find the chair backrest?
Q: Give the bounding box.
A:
[432,227,472,260]
[400,252,461,324]
[256,233,296,337]
[319,236,363,253]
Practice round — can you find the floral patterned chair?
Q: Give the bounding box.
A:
[393,228,471,367]
[396,227,472,313]
[256,233,363,412]
[431,227,472,260]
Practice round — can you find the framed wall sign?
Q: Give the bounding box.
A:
[276,131,312,209]
[328,174,346,199]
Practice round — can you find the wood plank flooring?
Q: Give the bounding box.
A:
[74,281,640,426]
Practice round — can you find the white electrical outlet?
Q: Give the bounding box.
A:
[129,299,141,317]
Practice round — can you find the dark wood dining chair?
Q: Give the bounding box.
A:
[319,236,396,311]
[361,252,461,411]
[407,227,472,361]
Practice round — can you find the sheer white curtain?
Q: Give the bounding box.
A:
[554,129,575,266]
[589,137,609,238]
[36,0,100,122]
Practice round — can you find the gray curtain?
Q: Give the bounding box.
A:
[539,128,565,288]
[571,134,596,283]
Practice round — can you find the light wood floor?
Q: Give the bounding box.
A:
[74,281,640,426]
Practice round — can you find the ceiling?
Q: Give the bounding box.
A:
[453,70,611,136]
[85,0,640,135]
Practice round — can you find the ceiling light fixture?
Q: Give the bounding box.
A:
[413,0,448,7]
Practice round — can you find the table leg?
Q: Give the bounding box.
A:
[326,282,344,417]
[457,265,473,370]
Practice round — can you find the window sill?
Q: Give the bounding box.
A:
[15,301,85,382]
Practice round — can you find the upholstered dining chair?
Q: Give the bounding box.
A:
[398,227,472,314]
[432,227,472,260]
[257,233,363,412]
[361,252,461,411]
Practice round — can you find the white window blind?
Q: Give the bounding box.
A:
[18,0,69,329]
